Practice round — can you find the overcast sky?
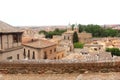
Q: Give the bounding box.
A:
[0,0,120,26]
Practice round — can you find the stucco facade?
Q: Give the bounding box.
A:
[23,39,65,60]
[23,45,57,60]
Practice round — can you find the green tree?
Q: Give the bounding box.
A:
[39,30,47,34]
[85,24,102,37]
[39,29,66,38]
[73,31,79,43]
[77,24,120,37]
[106,48,120,56]
[78,24,86,33]
[74,42,84,48]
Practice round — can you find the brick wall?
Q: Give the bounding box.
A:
[0,60,120,74]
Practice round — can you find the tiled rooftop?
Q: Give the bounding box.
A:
[23,39,56,48]
[0,21,22,33]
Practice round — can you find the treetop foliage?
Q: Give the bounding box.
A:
[76,24,120,37]
[106,48,120,56]
[39,28,66,38]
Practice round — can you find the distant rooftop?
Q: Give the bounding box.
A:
[64,30,74,34]
[0,21,22,33]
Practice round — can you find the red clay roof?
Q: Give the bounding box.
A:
[23,39,56,49]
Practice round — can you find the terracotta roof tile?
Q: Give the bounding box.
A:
[23,39,56,48]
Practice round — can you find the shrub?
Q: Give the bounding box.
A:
[74,42,84,48]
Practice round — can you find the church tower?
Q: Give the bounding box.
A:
[67,23,72,31]
[74,23,78,33]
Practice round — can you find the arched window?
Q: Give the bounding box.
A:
[32,51,35,59]
[28,50,30,59]
[23,49,26,59]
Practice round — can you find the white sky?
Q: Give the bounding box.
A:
[0,0,120,26]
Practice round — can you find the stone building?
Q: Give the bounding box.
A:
[62,30,74,42]
[63,24,92,44]
[0,21,23,61]
[22,39,64,60]
[78,31,92,43]
[60,31,74,52]
[83,41,106,53]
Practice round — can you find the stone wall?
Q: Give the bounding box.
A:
[0,60,120,74]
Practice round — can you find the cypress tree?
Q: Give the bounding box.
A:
[73,31,79,43]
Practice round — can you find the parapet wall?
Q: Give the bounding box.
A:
[0,60,120,74]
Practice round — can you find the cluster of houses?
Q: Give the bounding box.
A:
[1,20,120,61]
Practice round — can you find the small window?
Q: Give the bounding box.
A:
[44,51,47,59]
[13,34,18,43]
[28,50,30,59]
[7,56,12,60]
[99,47,101,50]
[50,50,52,54]
[17,54,19,60]
[23,49,26,59]
[18,35,22,42]
[94,48,97,51]
[32,51,35,59]
[68,37,69,40]
[54,48,56,52]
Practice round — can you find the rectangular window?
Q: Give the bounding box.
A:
[54,48,56,52]
[50,50,52,54]
[7,56,12,60]
[13,34,18,43]
[32,51,35,59]
[44,51,47,59]
[17,54,19,60]
[23,49,26,59]
[18,34,22,42]
[28,50,30,59]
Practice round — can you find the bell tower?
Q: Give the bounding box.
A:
[74,23,78,33]
[67,23,72,31]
